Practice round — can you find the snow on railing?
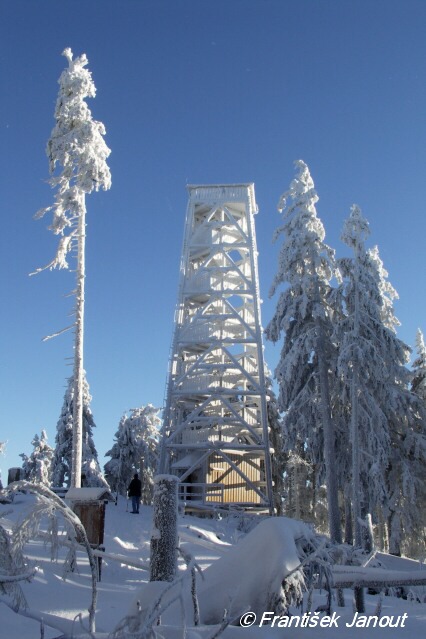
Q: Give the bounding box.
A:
[243,410,261,426]
[241,359,258,374]
[178,482,224,503]
[181,322,210,341]
[180,322,246,343]
[181,428,235,444]
[179,373,242,392]
[181,428,220,444]
[184,271,210,293]
[179,374,214,392]
[188,185,251,203]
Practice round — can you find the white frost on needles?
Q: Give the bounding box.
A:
[32,47,111,274]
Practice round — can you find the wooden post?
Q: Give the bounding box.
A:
[150,475,178,582]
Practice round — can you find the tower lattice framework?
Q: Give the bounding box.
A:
[160,184,273,510]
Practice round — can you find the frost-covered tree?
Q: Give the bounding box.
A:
[20,430,54,486]
[335,210,425,555]
[0,519,28,611]
[366,246,425,555]
[104,405,161,504]
[32,48,111,488]
[412,329,426,404]
[335,205,379,549]
[104,411,141,497]
[266,160,341,543]
[51,374,108,489]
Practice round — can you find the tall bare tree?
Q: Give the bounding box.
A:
[33,49,111,487]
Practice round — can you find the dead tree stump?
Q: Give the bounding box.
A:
[150,474,178,582]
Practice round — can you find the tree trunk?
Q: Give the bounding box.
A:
[150,475,178,582]
[351,253,364,612]
[354,586,365,613]
[351,246,363,548]
[294,462,301,520]
[365,513,375,553]
[315,314,342,543]
[311,464,317,523]
[268,405,285,516]
[377,509,388,552]
[351,363,362,547]
[311,251,341,544]
[287,465,294,517]
[344,487,353,545]
[71,200,86,488]
[388,510,402,556]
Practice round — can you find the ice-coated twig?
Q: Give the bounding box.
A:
[206,608,231,639]
[42,323,75,342]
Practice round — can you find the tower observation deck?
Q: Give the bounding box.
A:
[160,184,273,511]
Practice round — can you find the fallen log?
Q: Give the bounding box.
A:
[329,566,426,589]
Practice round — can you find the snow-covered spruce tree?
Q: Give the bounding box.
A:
[366,246,425,555]
[20,430,54,486]
[412,329,426,404]
[410,329,426,555]
[51,374,108,488]
[104,405,161,504]
[371,248,426,555]
[266,160,342,543]
[336,216,425,555]
[334,205,380,550]
[334,205,376,613]
[32,48,111,488]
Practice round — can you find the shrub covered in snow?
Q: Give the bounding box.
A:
[51,374,108,489]
[105,405,160,503]
[20,430,54,486]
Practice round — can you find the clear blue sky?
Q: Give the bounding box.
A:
[1,0,425,477]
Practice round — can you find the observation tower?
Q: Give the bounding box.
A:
[160,184,272,511]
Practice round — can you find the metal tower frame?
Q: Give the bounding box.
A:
[160,184,273,511]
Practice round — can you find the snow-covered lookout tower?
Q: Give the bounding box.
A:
[160,184,273,511]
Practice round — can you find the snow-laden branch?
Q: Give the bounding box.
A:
[0,568,37,583]
[36,530,150,571]
[42,323,75,342]
[5,481,98,633]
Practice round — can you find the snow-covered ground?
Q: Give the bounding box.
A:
[1,493,426,638]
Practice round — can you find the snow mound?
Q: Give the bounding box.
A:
[130,516,314,627]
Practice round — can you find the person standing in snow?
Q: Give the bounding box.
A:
[128,472,142,513]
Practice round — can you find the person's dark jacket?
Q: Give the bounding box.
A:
[128,476,142,497]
